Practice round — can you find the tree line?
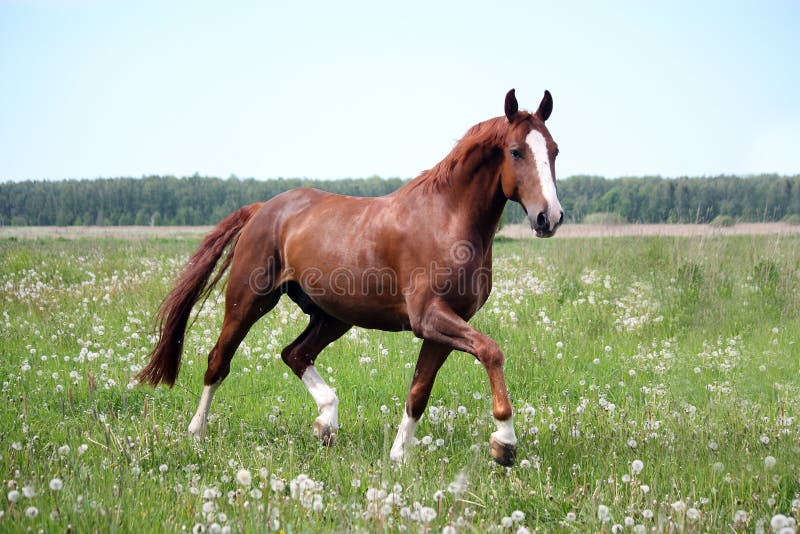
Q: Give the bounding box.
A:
[1,174,798,226]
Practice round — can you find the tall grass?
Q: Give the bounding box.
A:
[1,235,798,532]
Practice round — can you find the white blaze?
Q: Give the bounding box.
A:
[525,129,562,225]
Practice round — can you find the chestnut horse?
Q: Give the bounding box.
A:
[136,89,563,466]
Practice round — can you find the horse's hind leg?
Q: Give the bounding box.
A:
[188,268,280,438]
[280,312,350,445]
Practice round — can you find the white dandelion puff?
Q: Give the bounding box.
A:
[236,469,252,487]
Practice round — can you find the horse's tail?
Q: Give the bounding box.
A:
[136,202,263,387]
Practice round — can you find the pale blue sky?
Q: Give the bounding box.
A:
[1,1,798,182]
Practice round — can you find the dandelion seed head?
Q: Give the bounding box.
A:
[236,469,252,487]
[598,504,610,522]
[631,459,644,474]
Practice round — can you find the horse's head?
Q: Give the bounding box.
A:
[500,89,563,238]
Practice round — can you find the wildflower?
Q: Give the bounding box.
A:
[733,510,747,524]
[447,471,468,495]
[643,509,654,520]
[598,504,610,522]
[764,456,777,469]
[511,510,525,522]
[687,508,700,521]
[565,512,577,522]
[7,490,20,503]
[49,478,63,491]
[640,485,650,493]
[671,500,686,513]
[366,488,385,502]
[516,528,531,534]
[631,459,644,474]
[420,506,437,523]
[770,514,788,531]
[25,506,38,518]
[203,501,216,514]
[501,517,513,528]
[58,445,70,456]
[192,524,206,533]
[77,444,88,456]
[270,477,285,493]
[236,469,252,487]
[22,486,35,498]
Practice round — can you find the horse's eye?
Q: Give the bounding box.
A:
[510,148,523,160]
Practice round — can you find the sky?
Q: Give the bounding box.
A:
[1,0,798,182]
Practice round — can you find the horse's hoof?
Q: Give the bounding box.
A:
[489,437,517,467]
[313,419,337,446]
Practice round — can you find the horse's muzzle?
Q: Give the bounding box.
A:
[531,210,564,238]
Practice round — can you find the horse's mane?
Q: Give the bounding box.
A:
[408,116,509,193]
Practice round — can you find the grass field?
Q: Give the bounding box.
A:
[1,234,799,532]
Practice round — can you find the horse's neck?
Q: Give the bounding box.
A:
[419,145,508,249]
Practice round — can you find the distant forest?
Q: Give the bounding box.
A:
[1,174,799,226]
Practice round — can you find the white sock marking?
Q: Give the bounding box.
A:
[390,408,419,463]
[188,383,218,438]
[301,366,339,430]
[526,129,562,228]
[491,416,517,446]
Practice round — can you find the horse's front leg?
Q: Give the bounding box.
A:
[411,300,517,466]
[390,340,451,463]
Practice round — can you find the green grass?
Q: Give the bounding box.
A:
[1,235,799,532]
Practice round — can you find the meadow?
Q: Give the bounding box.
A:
[1,233,798,532]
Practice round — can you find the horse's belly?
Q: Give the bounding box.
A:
[307,292,411,331]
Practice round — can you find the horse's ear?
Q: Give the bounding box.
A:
[535,90,553,121]
[504,89,519,121]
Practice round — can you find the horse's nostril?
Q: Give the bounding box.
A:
[558,211,564,225]
[536,212,548,229]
